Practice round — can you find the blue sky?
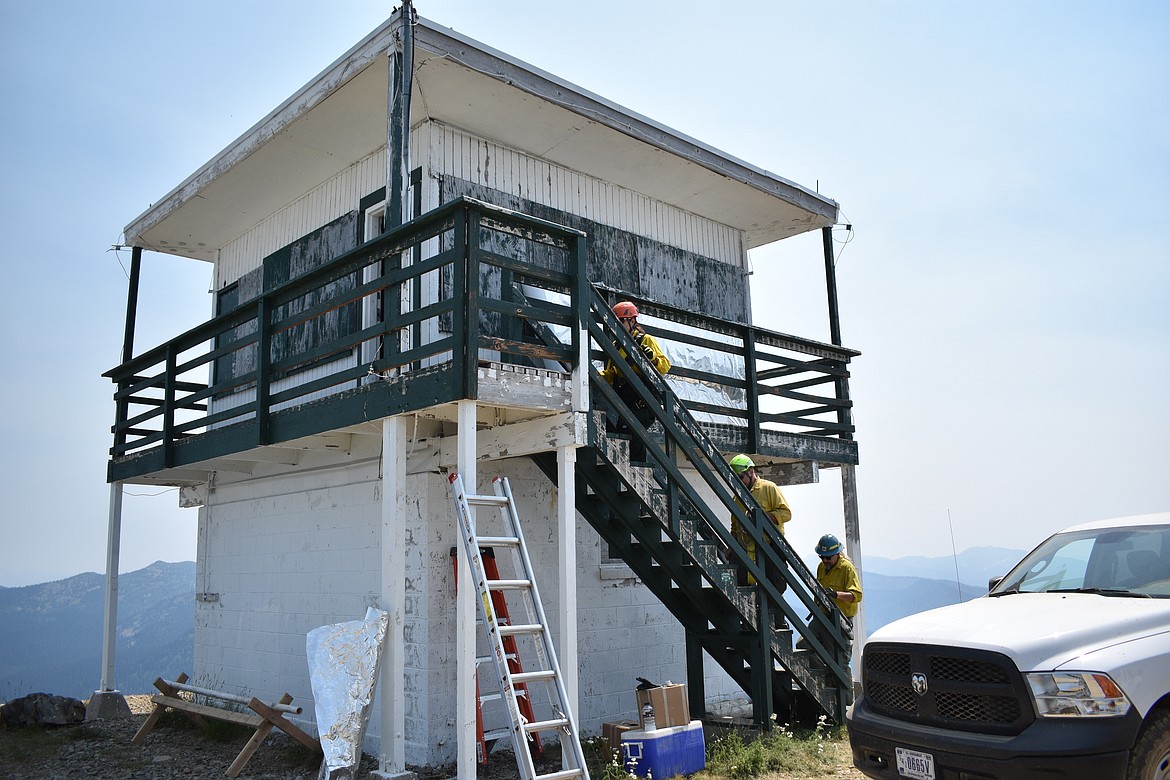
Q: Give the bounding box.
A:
[1,1,1167,586]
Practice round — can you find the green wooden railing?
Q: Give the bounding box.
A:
[106,197,586,475]
[591,286,859,452]
[106,198,857,479]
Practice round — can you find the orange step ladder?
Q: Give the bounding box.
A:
[450,546,543,764]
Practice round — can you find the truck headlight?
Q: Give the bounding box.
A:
[1026,672,1131,717]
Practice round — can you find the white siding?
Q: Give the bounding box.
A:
[425,122,743,267]
[215,147,390,291]
[214,120,745,293]
[194,459,384,723]
[194,450,739,767]
[192,122,750,767]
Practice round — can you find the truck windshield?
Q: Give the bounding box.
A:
[990,524,1170,598]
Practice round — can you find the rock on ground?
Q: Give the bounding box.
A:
[0,693,87,727]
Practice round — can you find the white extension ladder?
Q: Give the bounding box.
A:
[448,473,590,780]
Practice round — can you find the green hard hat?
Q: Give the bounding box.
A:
[729,454,754,474]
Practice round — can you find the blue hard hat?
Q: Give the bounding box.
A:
[816,534,842,557]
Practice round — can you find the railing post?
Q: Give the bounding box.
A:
[409,167,424,371]
[122,246,142,364]
[451,207,468,396]
[386,243,404,371]
[163,345,176,468]
[822,225,854,439]
[835,360,854,441]
[113,380,129,454]
[463,206,481,399]
[822,226,843,347]
[743,327,761,455]
[113,247,142,458]
[257,298,272,445]
[570,235,589,412]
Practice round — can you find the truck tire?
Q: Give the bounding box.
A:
[1129,710,1170,780]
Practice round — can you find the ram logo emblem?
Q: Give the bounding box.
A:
[911,673,929,696]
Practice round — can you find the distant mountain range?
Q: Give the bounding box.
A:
[859,546,1026,633]
[0,561,194,701]
[0,549,1029,702]
[865,545,1027,589]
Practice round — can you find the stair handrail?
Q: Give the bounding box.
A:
[587,287,852,680]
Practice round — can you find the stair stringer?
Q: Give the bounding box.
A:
[532,434,844,725]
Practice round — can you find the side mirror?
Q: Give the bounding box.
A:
[988,576,1002,591]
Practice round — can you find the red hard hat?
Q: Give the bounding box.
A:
[613,301,639,319]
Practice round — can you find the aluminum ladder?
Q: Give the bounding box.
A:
[448,473,590,780]
[449,546,543,764]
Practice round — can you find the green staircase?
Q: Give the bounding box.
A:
[532,287,853,727]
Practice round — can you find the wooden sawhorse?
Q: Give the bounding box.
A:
[132,673,322,777]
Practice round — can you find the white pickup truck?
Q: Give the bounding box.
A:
[848,512,1170,779]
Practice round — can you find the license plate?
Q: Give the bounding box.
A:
[895,747,935,780]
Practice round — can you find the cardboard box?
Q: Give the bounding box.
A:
[621,720,706,778]
[602,720,639,753]
[635,683,690,729]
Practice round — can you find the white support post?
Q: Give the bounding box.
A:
[841,463,866,671]
[571,323,589,413]
[100,481,123,692]
[87,482,131,719]
[556,444,579,764]
[376,416,410,779]
[456,400,477,779]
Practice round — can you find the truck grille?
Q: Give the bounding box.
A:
[862,643,1032,735]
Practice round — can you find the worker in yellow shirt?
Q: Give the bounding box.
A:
[728,454,792,628]
[801,533,862,658]
[601,301,670,462]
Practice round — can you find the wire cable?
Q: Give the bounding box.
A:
[123,487,178,497]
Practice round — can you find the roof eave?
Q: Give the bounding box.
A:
[123,14,837,257]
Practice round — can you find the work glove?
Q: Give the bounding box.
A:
[637,335,656,361]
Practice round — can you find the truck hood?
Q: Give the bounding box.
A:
[868,593,1170,671]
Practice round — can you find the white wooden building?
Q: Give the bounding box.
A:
[99,10,862,778]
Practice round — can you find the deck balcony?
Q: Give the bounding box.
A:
[106,197,858,486]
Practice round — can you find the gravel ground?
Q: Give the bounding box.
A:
[0,696,349,780]
[0,696,561,780]
[0,696,866,780]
